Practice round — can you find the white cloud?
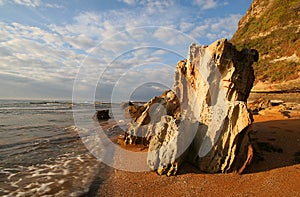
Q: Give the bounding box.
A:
[0,0,63,8]
[188,14,242,42]
[193,0,218,10]
[0,47,12,56]
[189,24,209,38]
[141,0,174,14]
[0,1,245,99]
[65,34,95,50]
[151,49,168,56]
[13,0,41,7]
[150,85,166,91]
[118,0,136,5]
[0,22,84,86]
[179,22,194,32]
[45,3,63,8]
[117,0,174,13]
[153,27,194,47]
[2,22,64,48]
[206,33,217,41]
[210,14,241,32]
[208,14,242,40]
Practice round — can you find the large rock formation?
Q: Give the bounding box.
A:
[123,39,258,175]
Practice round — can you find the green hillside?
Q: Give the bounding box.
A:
[231,0,300,83]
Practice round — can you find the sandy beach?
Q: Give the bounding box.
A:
[91,104,300,196]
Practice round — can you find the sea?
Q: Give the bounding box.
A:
[0,99,125,196]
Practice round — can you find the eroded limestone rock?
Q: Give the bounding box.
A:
[172,39,257,174]
[124,90,180,145]
[123,39,258,175]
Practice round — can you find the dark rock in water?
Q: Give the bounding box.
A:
[123,39,257,175]
[94,109,110,121]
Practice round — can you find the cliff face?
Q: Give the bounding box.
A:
[231,0,300,86]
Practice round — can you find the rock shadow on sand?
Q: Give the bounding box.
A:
[244,119,300,174]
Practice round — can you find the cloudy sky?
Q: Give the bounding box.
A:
[0,0,252,101]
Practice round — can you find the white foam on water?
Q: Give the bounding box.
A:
[0,153,101,196]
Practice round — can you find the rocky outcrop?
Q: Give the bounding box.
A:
[123,39,258,175]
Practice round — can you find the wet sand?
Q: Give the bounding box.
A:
[92,107,300,196]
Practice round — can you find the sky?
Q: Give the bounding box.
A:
[0,0,252,101]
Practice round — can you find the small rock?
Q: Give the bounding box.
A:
[270,100,284,106]
[94,109,110,121]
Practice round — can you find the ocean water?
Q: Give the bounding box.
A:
[0,100,124,196]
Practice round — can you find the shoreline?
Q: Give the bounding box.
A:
[249,92,300,103]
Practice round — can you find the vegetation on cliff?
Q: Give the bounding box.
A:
[231,0,300,83]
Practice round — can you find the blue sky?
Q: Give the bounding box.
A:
[0,0,252,101]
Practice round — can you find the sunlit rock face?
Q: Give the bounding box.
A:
[124,39,258,175]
